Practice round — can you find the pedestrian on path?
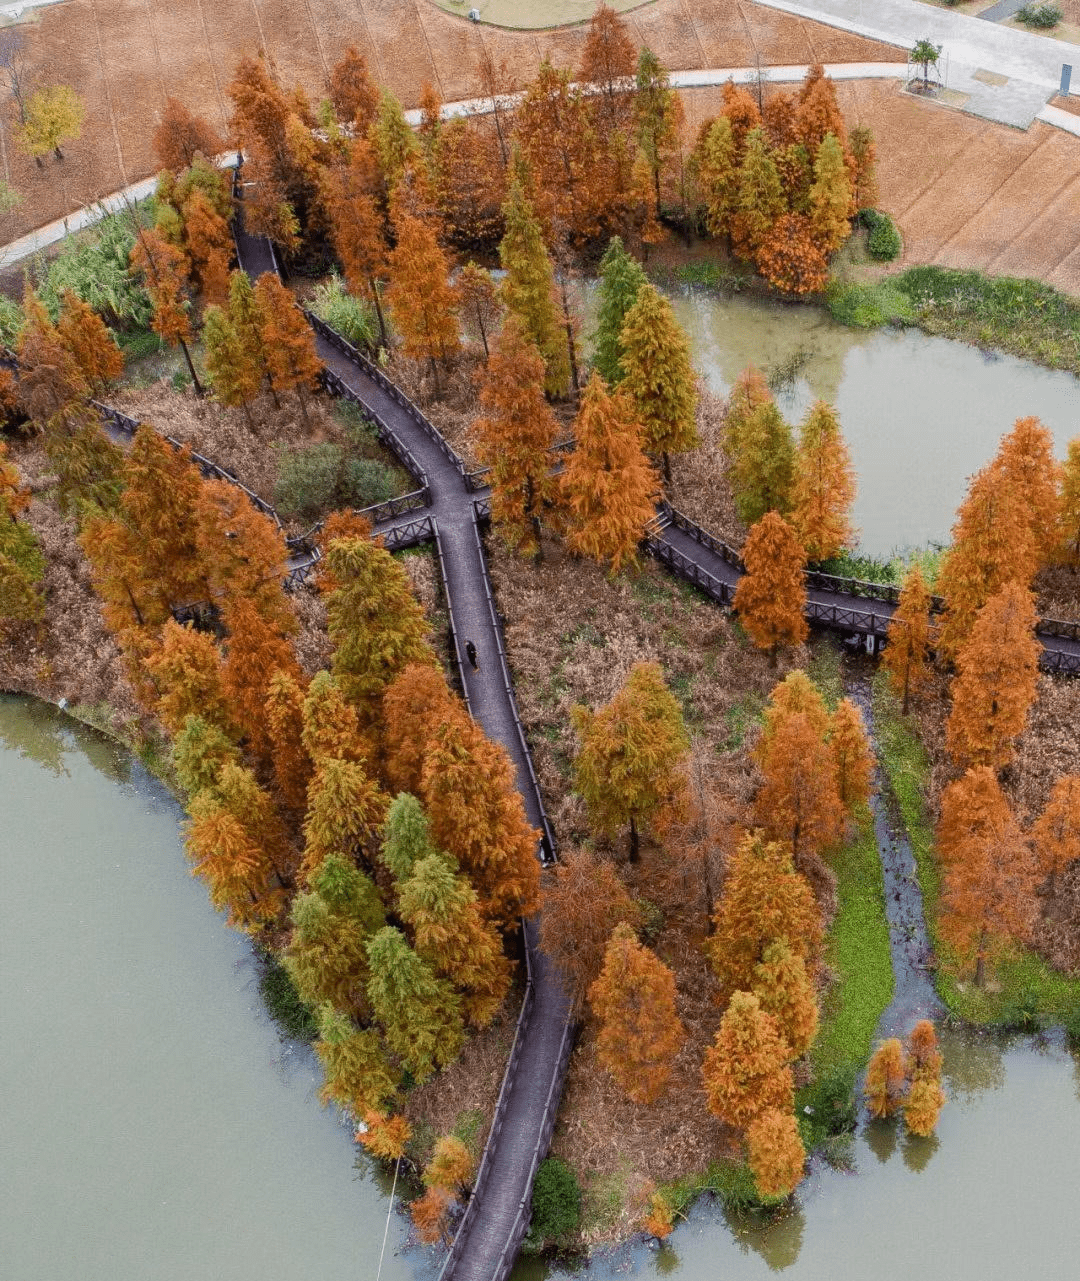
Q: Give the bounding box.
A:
[465,639,479,670]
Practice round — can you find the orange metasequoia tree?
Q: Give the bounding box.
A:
[702,990,794,1129]
[750,938,818,1060]
[733,511,807,662]
[708,832,822,996]
[128,226,204,396]
[253,272,322,426]
[746,1108,806,1199]
[474,316,559,559]
[883,565,934,714]
[944,581,1041,772]
[264,667,312,810]
[561,372,658,574]
[55,289,124,393]
[357,1111,412,1162]
[387,210,460,393]
[143,618,230,735]
[864,1038,905,1119]
[829,697,875,814]
[937,766,1038,986]
[754,213,828,297]
[420,715,541,926]
[381,662,464,796]
[996,415,1062,567]
[902,1020,945,1137]
[222,598,302,768]
[1032,775,1080,890]
[755,706,845,862]
[572,661,690,862]
[790,400,856,561]
[589,922,686,1105]
[185,793,283,933]
[935,455,1032,659]
[641,1189,675,1240]
[580,3,637,132]
[153,96,224,173]
[540,846,641,1011]
[328,46,379,131]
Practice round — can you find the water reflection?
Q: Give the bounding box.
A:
[527,1030,1080,1280]
[0,692,130,784]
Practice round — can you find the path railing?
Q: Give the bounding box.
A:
[436,936,537,1281]
[304,310,474,484]
[472,501,558,865]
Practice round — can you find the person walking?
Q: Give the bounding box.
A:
[465,639,479,671]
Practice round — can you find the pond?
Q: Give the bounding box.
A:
[4,694,1079,1281]
[521,1024,1080,1281]
[0,695,414,1281]
[587,285,1079,560]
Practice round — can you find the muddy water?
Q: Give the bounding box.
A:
[0,695,412,1281]
[583,284,1079,558]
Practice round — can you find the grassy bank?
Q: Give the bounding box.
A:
[870,669,1080,1026]
[828,267,1080,375]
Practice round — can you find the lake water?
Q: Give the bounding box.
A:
[0,695,415,1281]
[585,285,1080,559]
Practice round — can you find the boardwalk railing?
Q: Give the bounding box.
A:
[644,530,736,607]
[659,501,745,573]
[472,500,558,865]
[491,1011,576,1281]
[436,937,537,1281]
[304,309,474,484]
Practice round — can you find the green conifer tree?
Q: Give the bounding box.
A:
[366,926,464,1081]
[498,161,571,397]
[618,282,698,483]
[591,236,648,386]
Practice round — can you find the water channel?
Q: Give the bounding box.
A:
[585,286,1079,559]
[4,694,1080,1281]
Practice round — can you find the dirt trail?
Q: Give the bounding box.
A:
[846,668,944,1042]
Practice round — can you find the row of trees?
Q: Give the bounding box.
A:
[71,423,542,1133]
[874,416,1079,987]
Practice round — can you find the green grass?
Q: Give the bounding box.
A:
[806,642,844,711]
[720,690,766,750]
[870,669,1080,1026]
[659,1157,775,1220]
[810,812,894,1080]
[831,266,1080,375]
[668,260,749,293]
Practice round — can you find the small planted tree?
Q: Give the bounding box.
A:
[16,83,83,165]
[902,1020,945,1137]
[589,922,686,1104]
[253,273,322,426]
[128,227,204,396]
[910,39,942,91]
[733,512,808,662]
[591,236,648,386]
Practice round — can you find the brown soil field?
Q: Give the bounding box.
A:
[0,0,900,242]
[681,79,1080,292]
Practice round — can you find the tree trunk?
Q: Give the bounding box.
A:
[477,310,490,361]
[54,146,64,162]
[662,450,671,485]
[901,664,910,717]
[123,579,145,627]
[178,338,205,398]
[429,354,442,398]
[296,381,310,427]
[370,280,389,349]
[629,814,639,864]
[558,275,579,393]
[241,400,256,433]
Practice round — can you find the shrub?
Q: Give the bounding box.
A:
[259,952,318,1042]
[35,204,155,328]
[866,212,902,262]
[309,273,380,351]
[274,442,345,519]
[826,279,915,329]
[797,1064,859,1151]
[1016,1,1061,25]
[343,457,398,509]
[529,1156,581,1243]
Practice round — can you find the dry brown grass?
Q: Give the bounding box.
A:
[403,982,522,1167]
